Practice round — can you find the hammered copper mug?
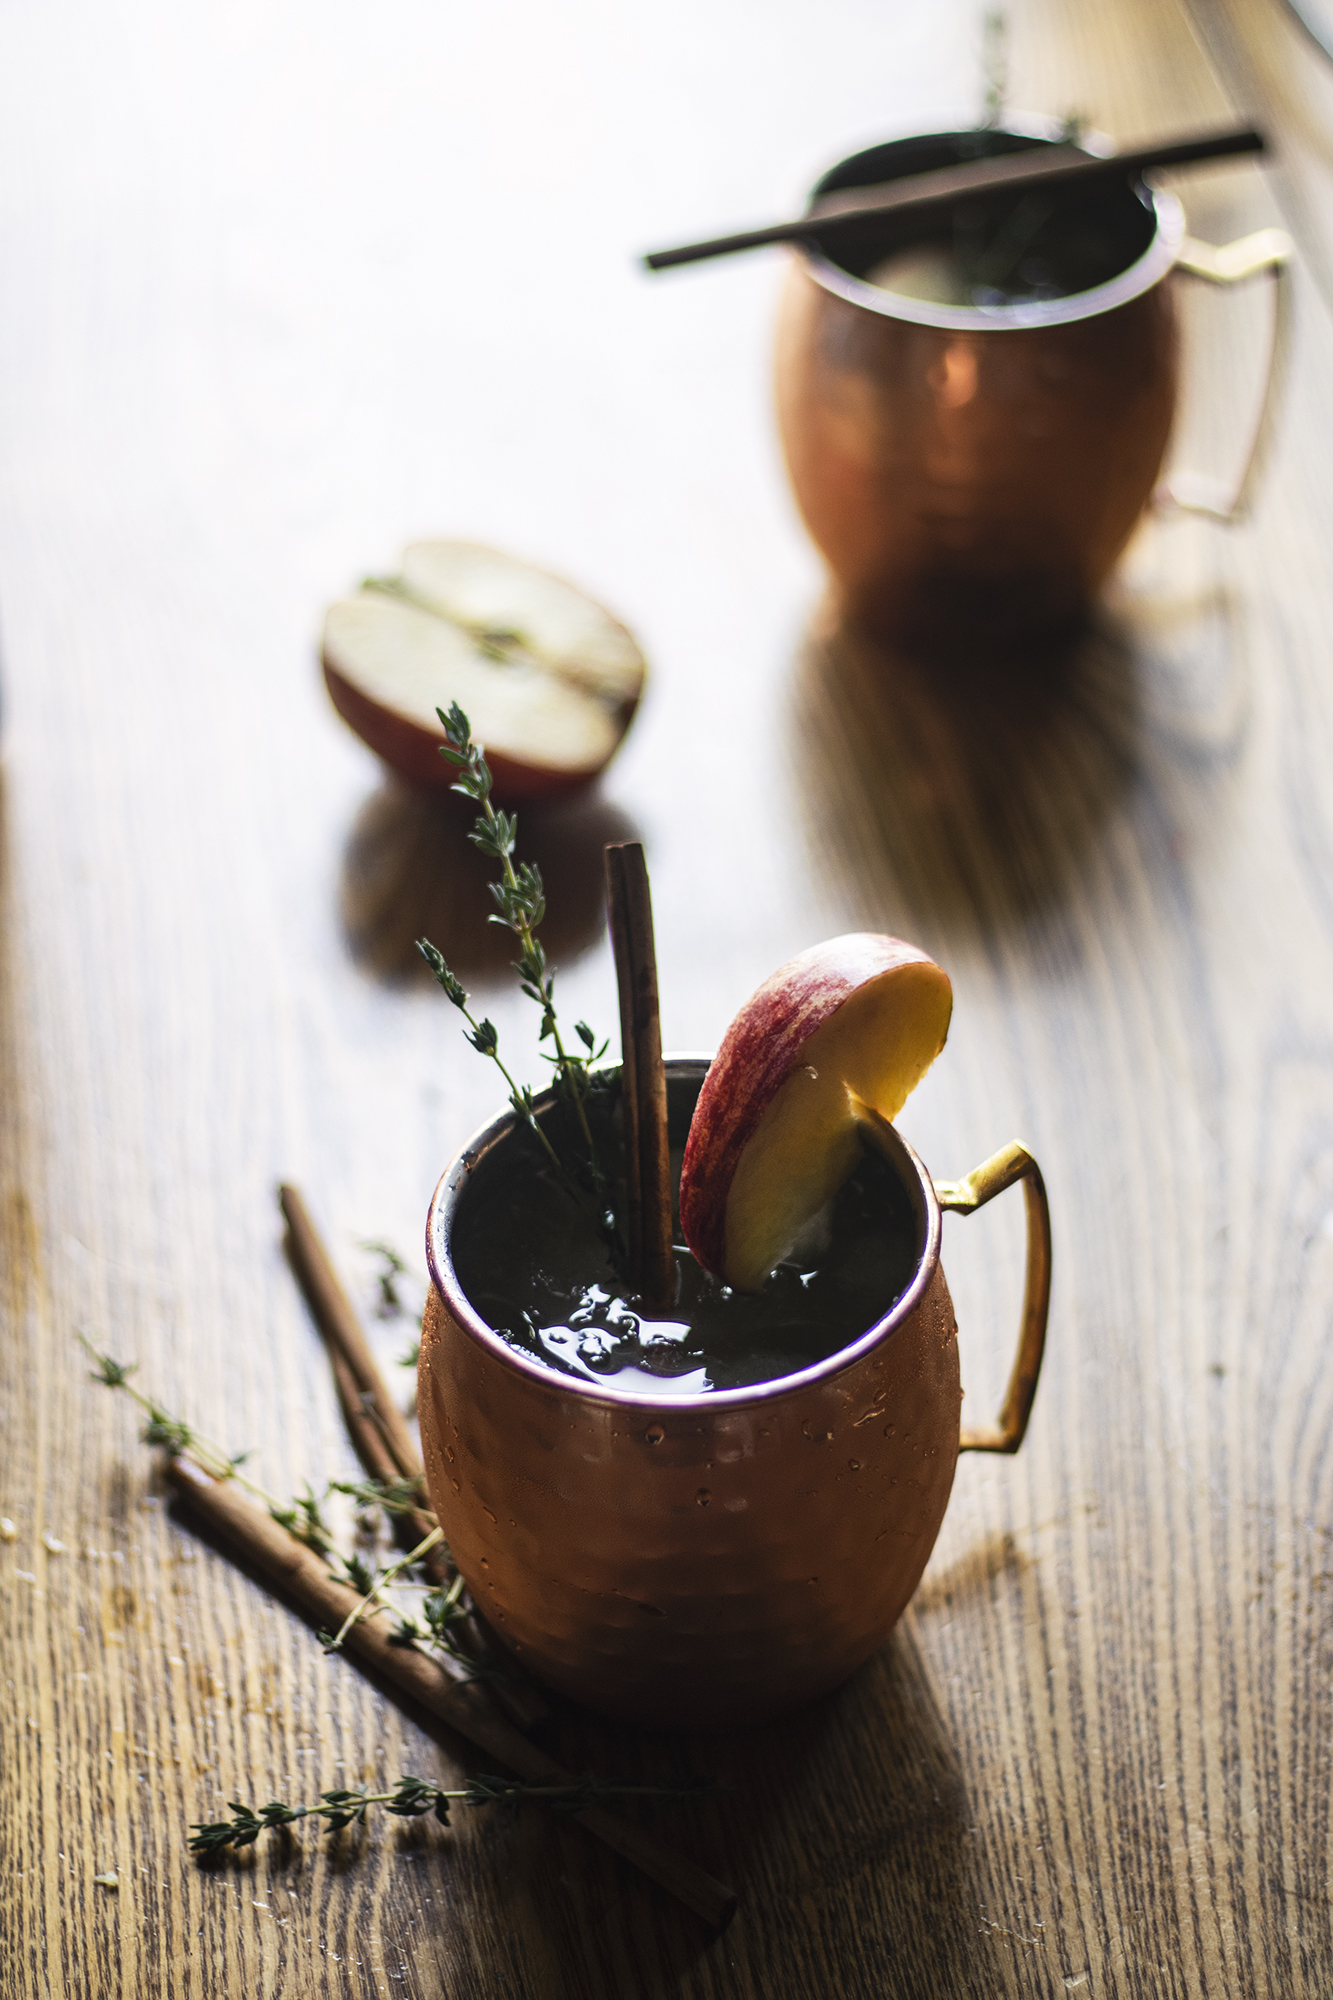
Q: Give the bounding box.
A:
[775,124,1291,653]
[418,1060,1051,1730]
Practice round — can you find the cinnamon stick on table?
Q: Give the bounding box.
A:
[278,1181,550,1731]
[278,1182,421,1482]
[604,842,674,1306]
[165,1456,736,1930]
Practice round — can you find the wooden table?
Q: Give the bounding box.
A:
[4,0,1332,1991]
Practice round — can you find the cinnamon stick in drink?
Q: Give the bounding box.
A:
[604,843,674,1307]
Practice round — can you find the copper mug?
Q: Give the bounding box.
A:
[418,1059,1052,1730]
[775,123,1292,654]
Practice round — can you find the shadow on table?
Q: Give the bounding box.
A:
[788,600,1146,935]
[518,1618,978,1999]
[165,1461,986,1997]
[339,777,641,984]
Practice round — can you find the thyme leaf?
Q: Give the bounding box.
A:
[416,704,620,1255]
[359,1241,412,1321]
[190,1772,720,1853]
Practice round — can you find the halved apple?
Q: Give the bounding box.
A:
[322,540,647,803]
[679,935,952,1291]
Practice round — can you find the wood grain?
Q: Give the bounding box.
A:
[5,0,1333,1992]
[160,1457,736,1930]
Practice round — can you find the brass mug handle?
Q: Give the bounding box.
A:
[935,1142,1052,1455]
[1154,226,1294,525]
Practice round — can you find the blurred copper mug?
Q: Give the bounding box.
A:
[775,124,1291,654]
[418,1059,1051,1730]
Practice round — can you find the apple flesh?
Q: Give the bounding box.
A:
[322,540,646,803]
[679,935,952,1291]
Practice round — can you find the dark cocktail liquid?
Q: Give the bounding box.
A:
[814,132,1159,313]
[864,200,1143,310]
[452,1083,920,1396]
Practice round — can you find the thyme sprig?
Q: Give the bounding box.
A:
[83,1339,361,1571]
[327,1474,425,1518]
[360,1240,411,1320]
[417,935,569,1180]
[386,1568,478,1653]
[266,1485,342,1563]
[190,1771,719,1854]
[83,1350,724,1887]
[416,703,613,1231]
[429,700,601,1123]
[83,1345,485,1675]
[320,1526,445,1654]
[80,1337,272,1505]
[357,1241,422,1368]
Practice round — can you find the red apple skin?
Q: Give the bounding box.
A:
[679,934,942,1280]
[322,656,631,805]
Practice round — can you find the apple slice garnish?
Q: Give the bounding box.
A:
[322,540,646,803]
[679,935,952,1291]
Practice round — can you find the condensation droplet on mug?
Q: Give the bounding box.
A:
[695,1488,711,1507]
[479,1558,489,1570]
[884,1424,896,1437]
[645,1423,665,1445]
[806,1576,819,1586]
[450,1479,460,1493]
[848,1459,861,1471]
[445,1446,455,1464]
[483,1506,497,1523]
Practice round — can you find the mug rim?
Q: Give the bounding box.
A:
[802,120,1186,333]
[425,1053,944,1415]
